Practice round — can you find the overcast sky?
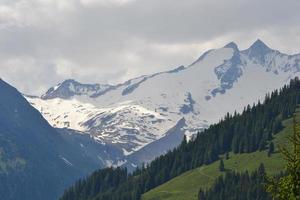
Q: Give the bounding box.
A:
[0,0,300,95]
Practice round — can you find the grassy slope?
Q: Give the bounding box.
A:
[142,110,298,200]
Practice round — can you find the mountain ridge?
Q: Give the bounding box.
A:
[0,79,105,200]
[59,78,300,200]
[26,39,300,168]
[39,39,299,100]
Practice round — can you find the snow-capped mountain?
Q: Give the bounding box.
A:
[42,79,113,99]
[26,39,300,166]
[0,79,105,200]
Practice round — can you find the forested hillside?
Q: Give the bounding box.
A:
[143,123,291,200]
[198,164,272,200]
[60,78,300,200]
[0,80,100,200]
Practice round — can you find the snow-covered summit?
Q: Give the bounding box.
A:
[42,79,113,99]
[242,39,274,65]
[241,40,300,74]
[223,41,239,51]
[26,39,300,164]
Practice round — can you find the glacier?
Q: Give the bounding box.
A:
[25,39,300,168]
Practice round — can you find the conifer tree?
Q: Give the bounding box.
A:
[219,159,225,172]
[268,142,274,157]
[266,114,300,199]
[225,152,229,160]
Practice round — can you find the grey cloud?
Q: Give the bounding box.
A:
[0,0,299,95]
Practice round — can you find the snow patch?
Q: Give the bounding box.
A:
[59,155,73,166]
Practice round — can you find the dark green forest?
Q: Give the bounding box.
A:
[198,164,272,200]
[60,78,300,200]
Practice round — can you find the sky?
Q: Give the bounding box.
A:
[0,0,300,95]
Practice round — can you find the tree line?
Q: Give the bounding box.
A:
[60,78,300,200]
[198,164,271,200]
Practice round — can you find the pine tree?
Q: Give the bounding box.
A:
[225,152,229,160]
[268,142,274,157]
[219,159,225,172]
[198,189,205,200]
[266,114,300,199]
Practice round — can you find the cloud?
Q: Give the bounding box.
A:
[80,0,135,6]
[0,0,299,95]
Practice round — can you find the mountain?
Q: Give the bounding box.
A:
[124,118,186,170]
[59,78,300,200]
[42,79,113,99]
[26,39,300,167]
[0,79,107,200]
[143,109,295,200]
